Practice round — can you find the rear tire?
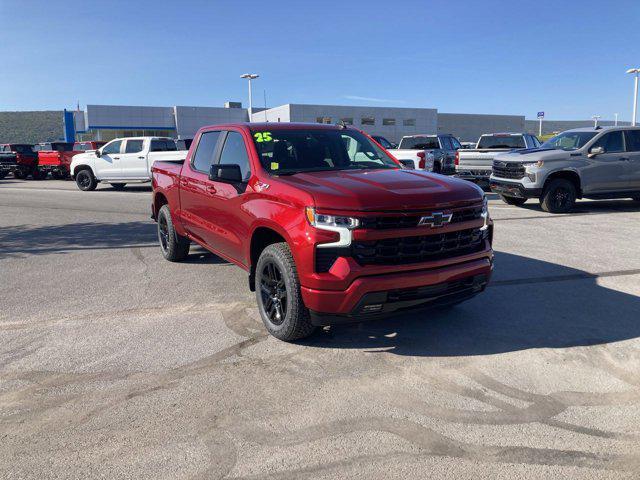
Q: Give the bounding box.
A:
[13,169,26,179]
[52,170,66,180]
[0,171,7,180]
[540,178,576,213]
[111,183,126,190]
[499,195,527,206]
[255,242,316,342]
[34,169,48,180]
[157,204,190,262]
[75,169,97,191]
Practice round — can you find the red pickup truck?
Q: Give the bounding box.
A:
[151,123,493,341]
[35,141,103,179]
[0,144,38,179]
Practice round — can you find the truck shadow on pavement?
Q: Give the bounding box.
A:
[0,220,229,264]
[305,251,640,356]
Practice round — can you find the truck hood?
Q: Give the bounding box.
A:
[274,169,483,211]
[495,147,571,163]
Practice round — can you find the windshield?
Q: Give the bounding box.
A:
[399,136,439,150]
[251,129,399,175]
[477,135,525,149]
[541,131,597,151]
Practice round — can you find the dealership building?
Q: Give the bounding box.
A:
[67,103,526,143]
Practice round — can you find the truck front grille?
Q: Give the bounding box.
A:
[351,227,484,266]
[360,206,482,230]
[492,161,525,179]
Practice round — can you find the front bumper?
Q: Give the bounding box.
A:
[490,179,541,199]
[302,255,492,324]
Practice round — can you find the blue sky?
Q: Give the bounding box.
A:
[1,0,639,120]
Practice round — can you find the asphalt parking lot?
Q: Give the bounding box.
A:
[1,179,640,479]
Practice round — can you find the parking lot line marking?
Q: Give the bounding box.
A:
[492,268,640,287]
[0,186,150,195]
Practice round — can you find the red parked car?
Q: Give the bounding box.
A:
[151,123,493,341]
[35,142,84,179]
[0,143,38,179]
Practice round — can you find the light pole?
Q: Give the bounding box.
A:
[240,73,259,121]
[627,68,639,126]
[592,115,601,128]
[614,113,619,126]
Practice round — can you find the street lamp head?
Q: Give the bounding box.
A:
[240,73,259,79]
[626,68,640,74]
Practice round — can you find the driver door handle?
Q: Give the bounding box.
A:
[206,185,217,194]
[113,156,120,160]
[138,156,145,159]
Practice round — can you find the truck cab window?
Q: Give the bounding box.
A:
[125,140,144,153]
[593,131,624,153]
[102,140,122,155]
[192,131,221,173]
[219,131,251,181]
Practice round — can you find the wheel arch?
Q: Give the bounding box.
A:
[543,169,582,198]
[248,225,289,291]
[72,164,94,177]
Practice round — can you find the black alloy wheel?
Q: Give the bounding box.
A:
[259,261,288,325]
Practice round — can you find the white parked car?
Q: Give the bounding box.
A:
[70,137,187,191]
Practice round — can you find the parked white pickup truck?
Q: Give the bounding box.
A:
[455,133,541,184]
[70,137,187,191]
[392,134,461,173]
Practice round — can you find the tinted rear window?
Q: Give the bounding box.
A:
[12,144,34,154]
[399,136,439,149]
[477,135,526,149]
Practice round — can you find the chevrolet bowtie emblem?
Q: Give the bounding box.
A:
[418,212,453,228]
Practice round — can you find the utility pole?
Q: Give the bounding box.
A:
[592,115,601,128]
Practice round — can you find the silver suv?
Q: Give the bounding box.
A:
[490,127,640,212]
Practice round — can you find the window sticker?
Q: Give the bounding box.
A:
[270,162,279,170]
[254,132,273,143]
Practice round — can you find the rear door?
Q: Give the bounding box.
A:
[119,139,147,178]
[623,130,640,190]
[94,139,123,179]
[178,130,224,249]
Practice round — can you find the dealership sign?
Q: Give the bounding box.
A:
[537,111,545,118]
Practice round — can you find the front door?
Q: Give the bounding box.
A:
[119,139,147,179]
[583,131,628,193]
[94,139,122,179]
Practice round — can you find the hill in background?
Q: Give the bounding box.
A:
[0,111,63,144]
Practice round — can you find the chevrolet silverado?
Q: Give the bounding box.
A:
[151,123,493,341]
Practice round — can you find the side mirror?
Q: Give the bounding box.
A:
[209,163,242,183]
[588,146,604,157]
[95,149,102,158]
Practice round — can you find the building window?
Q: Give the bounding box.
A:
[340,117,353,125]
[316,116,332,124]
[361,117,375,126]
[383,118,396,126]
[403,119,416,126]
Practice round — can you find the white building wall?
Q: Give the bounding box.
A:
[250,104,292,123]
[288,104,438,143]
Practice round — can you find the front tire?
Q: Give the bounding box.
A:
[499,195,527,206]
[255,242,315,342]
[157,204,190,262]
[75,169,97,191]
[540,178,576,213]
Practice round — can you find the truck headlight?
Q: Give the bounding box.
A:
[523,160,543,181]
[481,196,490,232]
[305,207,359,248]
